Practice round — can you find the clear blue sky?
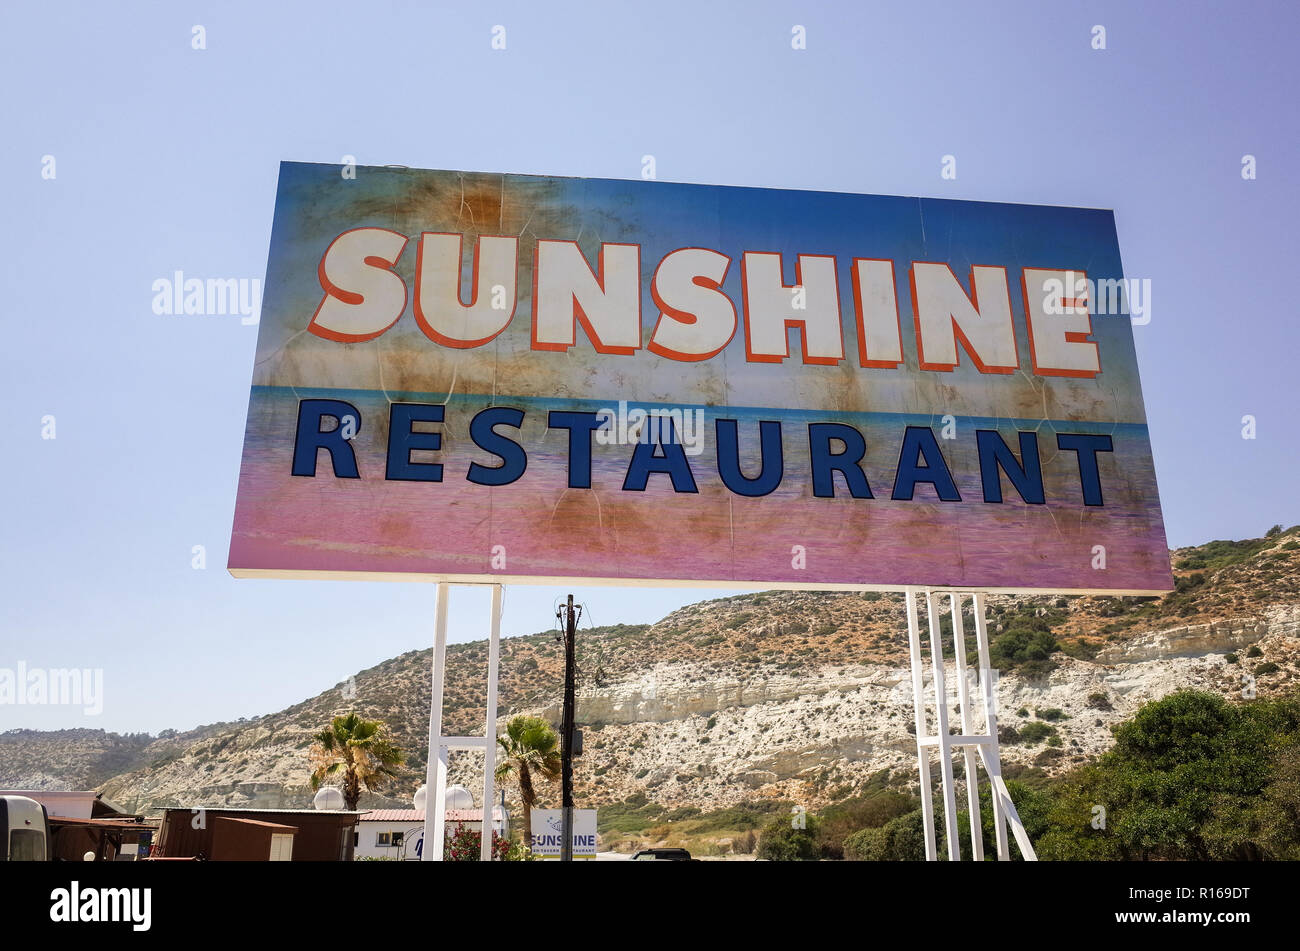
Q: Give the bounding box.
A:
[2,1,1297,735]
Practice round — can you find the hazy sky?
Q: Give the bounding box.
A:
[2,1,1297,735]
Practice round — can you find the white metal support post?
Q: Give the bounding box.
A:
[421,582,450,862]
[972,592,1008,860]
[925,590,961,861]
[905,587,1037,861]
[479,585,502,860]
[904,588,937,861]
[420,582,504,861]
[950,593,983,862]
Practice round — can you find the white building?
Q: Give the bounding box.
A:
[354,787,509,860]
[2,790,100,819]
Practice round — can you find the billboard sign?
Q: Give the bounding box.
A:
[229,162,1170,593]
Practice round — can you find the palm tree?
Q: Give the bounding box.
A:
[308,712,405,810]
[495,715,562,847]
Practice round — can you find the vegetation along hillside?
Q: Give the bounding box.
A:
[3,525,1298,858]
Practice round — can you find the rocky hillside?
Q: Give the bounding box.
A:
[4,528,1299,826]
[0,729,156,791]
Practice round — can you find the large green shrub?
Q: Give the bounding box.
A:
[989,620,1059,677]
[756,813,823,861]
[841,809,937,861]
[1035,691,1300,860]
[817,791,916,857]
[843,825,887,860]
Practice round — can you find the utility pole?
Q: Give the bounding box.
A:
[556,594,580,862]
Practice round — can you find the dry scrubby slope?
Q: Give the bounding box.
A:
[4,529,1299,818]
[0,729,156,790]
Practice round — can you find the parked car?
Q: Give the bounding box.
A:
[629,847,693,861]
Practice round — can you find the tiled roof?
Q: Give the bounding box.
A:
[361,809,488,822]
[162,807,366,815]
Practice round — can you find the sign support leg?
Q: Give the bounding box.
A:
[925,590,962,861]
[904,588,937,861]
[421,581,450,861]
[950,593,984,862]
[479,584,502,860]
[905,588,1037,861]
[972,592,1009,860]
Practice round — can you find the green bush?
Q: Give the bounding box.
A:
[661,806,701,822]
[597,793,665,834]
[1017,722,1057,745]
[1175,537,1272,574]
[757,814,823,861]
[816,791,916,857]
[843,825,887,860]
[686,800,786,834]
[843,782,1049,861]
[842,809,932,861]
[1035,690,1300,861]
[990,626,1059,673]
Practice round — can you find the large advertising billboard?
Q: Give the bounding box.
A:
[229,162,1170,594]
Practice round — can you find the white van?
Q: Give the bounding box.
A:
[0,795,51,861]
